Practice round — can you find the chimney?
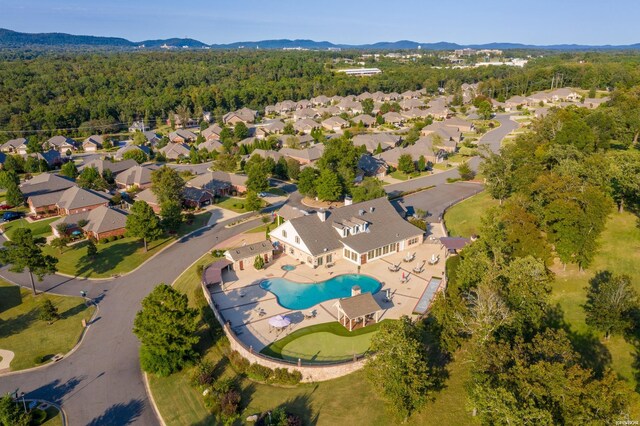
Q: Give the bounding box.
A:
[317,209,327,222]
[369,206,375,213]
[344,196,353,206]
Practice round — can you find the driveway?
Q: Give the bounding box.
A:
[0,214,261,426]
[394,182,484,223]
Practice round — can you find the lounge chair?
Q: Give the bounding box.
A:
[304,310,317,319]
[388,263,401,272]
[428,254,440,265]
[403,252,415,263]
[413,261,425,274]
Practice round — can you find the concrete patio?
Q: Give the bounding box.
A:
[209,227,448,352]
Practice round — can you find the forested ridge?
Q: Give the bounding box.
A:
[2,50,640,141]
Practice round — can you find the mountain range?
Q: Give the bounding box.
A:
[1,28,639,51]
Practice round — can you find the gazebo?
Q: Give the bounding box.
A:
[334,292,383,331]
[201,259,233,287]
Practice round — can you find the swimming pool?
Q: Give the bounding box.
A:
[281,264,296,271]
[260,274,382,310]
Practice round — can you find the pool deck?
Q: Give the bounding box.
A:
[210,224,448,352]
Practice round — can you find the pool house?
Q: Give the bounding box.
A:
[334,292,383,331]
[270,197,424,268]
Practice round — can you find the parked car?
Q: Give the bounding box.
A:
[258,192,267,197]
[0,204,14,210]
[2,211,23,222]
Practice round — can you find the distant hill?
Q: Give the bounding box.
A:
[1,28,639,51]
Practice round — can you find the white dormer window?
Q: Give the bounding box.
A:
[343,229,348,237]
[282,230,287,238]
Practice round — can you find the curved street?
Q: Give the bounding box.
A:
[0,114,518,426]
[0,214,261,425]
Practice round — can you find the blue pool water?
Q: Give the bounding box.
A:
[260,274,382,310]
[281,264,296,271]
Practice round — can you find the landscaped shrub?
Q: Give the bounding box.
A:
[246,363,272,382]
[190,360,217,388]
[409,218,427,231]
[270,368,302,385]
[99,238,108,244]
[227,350,249,373]
[203,378,241,425]
[108,236,117,242]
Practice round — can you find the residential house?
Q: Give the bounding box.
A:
[29,150,63,168]
[187,171,248,195]
[352,133,400,153]
[401,90,421,99]
[182,187,214,209]
[421,122,462,149]
[293,108,319,121]
[114,165,155,190]
[114,144,150,161]
[504,95,528,111]
[82,135,103,152]
[382,112,405,126]
[316,105,341,116]
[549,88,581,103]
[402,108,430,120]
[582,97,609,109]
[376,136,446,168]
[351,114,375,127]
[248,149,283,162]
[310,95,330,106]
[80,159,138,176]
[20,173,75,199]
[337,99,363,114]
[28,185,110,216]
[356,92,373,101]
[224,240,274,271]
[443,117,474,133]
[198,139,223,152]
[526,92,551,106]
[280,145,325,165]
[269,197,423,268]
[263,120,286,134]
[143,131,161,146]
[51,205,128,240]
[45,136,77,153]
[276,204,310,222]
[295,100,312,110]
[357,154,388,179]
[399,98,425,110]
[160,142,191,160]
[275,100,297,114]
[202,124,223,141]
[0,138,28,155]
[321,116,348,132]
[223,107,257,125]
[168,129,197,143]
[293,118,320,134]
[128,121,149,132]
[135,188,161,213]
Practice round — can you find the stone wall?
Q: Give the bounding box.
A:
[200,277,367,382]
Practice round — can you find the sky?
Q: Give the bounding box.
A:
[0,0,638,46]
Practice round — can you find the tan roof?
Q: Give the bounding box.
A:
[338,292,382,319]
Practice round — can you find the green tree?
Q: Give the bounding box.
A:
[0,228,58,295]
[245,155,270,193]
[50,237,69,254]
[479,147,513,204]
[76,166,108,190]
[39,298,60,324]
[160,200,183,231]
[316,169,342,201]
[366,316,433,420]
[0,170,19,189]
[4,181,23,207]
[397,154,415,174]
[132,131,147,146]
[477,100,493,120]
[86,239,98,258]
[608,150,640,212]
[126,201,163,252]
[189,147,200,164]
[151,165,185,205]
[361,98,374,115]
[26,138,42,154]
[254,254,265,270]
[457,162,475,180]
[417,155,427,172]
[297,167,319,197]
[351,177,386,203]
[286,158,301,181]
[122,148,148,164]
[584,271,639,339]
[0,394,31,426]
[213,153,237,172]
[234,122,249,140]
[133,284,199,376]
[245,191,262,212]
[282,122,295,135]
[60,161,79,179]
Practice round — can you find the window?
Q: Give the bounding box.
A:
[295,236,300,244]
[368,250,375,259]
[326,254,333,263]
[282,230,287,238]
[317,256,323,266]
[408,237,419,245]
[289,248,294,255]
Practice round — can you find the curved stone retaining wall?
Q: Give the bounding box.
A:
[200,278,367,382]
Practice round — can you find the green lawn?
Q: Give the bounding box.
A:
[389,170,430,181]
[443,191,498,238]
[261,321,387,362]
[266,187,287,196]
[148,251,478,425]
[2,217,59,240]
[247,220,275,234]
[0,280,95,371]
[216,196,265,213]
[42,212,211,278]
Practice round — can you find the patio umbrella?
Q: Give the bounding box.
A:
[268,315,291,328]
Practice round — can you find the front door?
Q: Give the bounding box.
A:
[361,254,367,265]
[239,260,244,270]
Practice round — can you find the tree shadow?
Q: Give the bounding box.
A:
[86,398,144,426]
[261,392,319,426]
[75,241,139,276]
[28,376,84,404]
[0,284,22,314]
[0,307,39,339]
[59,301,91,320]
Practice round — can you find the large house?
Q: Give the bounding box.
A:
[80,159,138,176]
[160,142,191,160]
[224,240,274,271]
[376,136,446,168]
[28,185,110,215]
[279,145,325,164]
[168,129,197,143]
[51,205,128,240]
[20,173,75,199]
[352,133,400,153]
[187,171,248,195]
[115,165,156,190]
[223,107,257,125]
[0,138,28,155]
[46,136,77,153]
[270,197,424,268]
[83,135,103,152]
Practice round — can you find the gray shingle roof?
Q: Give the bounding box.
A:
[338,292,382,319]
[20,173,75,198]
[187,171,247,191]
[80,159,138,175]
[56,186,110,211]
[225,240,273,261]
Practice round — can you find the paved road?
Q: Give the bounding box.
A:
[394,182,485,223]
[384,114,519,198]
[0,214,261,426]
